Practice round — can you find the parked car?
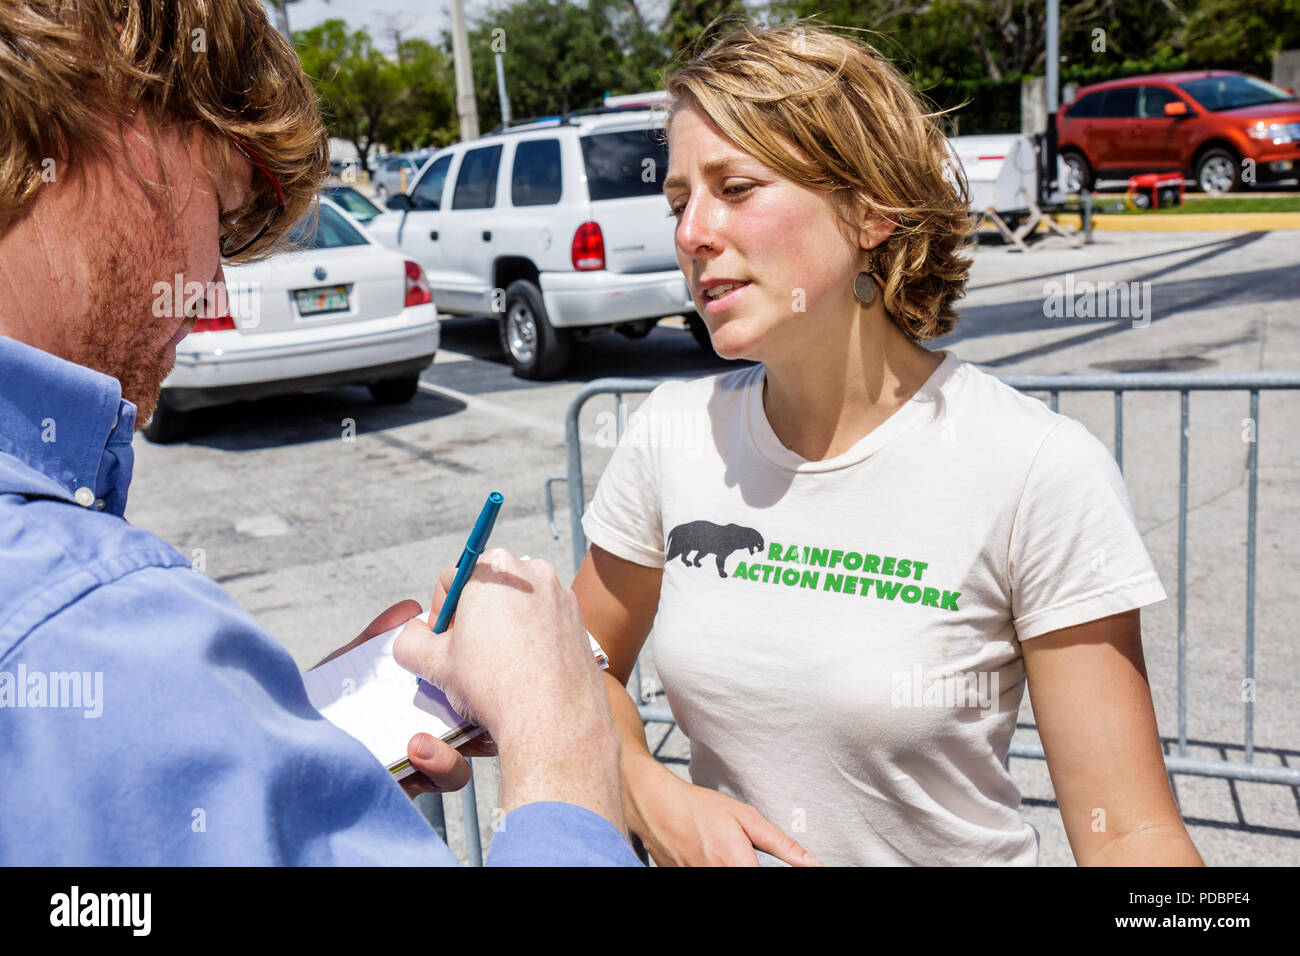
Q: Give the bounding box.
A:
[365,108,702,379]
[145,197,439,442]
[329,157,362,178]
[322,182,383,223]
[371,154,422,204]
[1057,70,1300,194]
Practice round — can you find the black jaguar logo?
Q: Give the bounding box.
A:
[665,520,764,578]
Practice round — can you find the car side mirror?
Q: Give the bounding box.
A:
[385,194,412,211]
[1163,101,1188,117]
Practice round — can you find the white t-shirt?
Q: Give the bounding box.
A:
[582,349,1168,866]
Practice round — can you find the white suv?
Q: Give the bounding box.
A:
[366,107,703,378]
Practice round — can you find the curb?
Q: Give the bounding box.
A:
[1051,212,1300,232]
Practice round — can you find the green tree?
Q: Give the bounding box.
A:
[294,20,401,174]
[753,2,1003,92]
[380,38,457,151]
[1180,0,1300,76]
[660,0,749,63]
[450,0,671,130]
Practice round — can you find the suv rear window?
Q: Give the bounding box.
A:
[452,145,503,210]
[512,139,562,206]
[580,129,669,201]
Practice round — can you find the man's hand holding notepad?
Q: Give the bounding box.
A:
[305,553,610,783]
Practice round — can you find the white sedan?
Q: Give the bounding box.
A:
[146,197,439,442]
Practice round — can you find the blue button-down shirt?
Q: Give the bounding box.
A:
[0,335,640,866]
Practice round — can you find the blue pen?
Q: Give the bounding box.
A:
[432,491,504,634]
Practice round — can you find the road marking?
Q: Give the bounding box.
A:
[433,349,473,364]
[417,380,566,440]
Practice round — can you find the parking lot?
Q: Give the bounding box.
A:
[126,227,1300,865]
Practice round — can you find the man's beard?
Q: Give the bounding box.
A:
[78,213,186,428]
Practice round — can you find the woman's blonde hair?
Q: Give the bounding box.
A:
[0,0,329,262]
[660,17,971,340]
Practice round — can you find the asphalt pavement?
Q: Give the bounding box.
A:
[126,227,1300,866]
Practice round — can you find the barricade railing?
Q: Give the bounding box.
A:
[545,370,1300,789]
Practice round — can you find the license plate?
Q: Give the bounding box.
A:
[295,285,350,316]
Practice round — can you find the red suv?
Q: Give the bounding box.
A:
[1056,70,1300,194]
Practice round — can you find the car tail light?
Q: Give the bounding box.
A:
[571,221,605,270]
[404,260,432,307]
[192,315,235,332]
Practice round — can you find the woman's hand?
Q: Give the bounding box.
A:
[625,756,822,867]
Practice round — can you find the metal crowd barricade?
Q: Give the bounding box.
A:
[546,370,1300,788]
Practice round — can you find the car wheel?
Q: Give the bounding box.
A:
[1061,150,1092,193]
[685,311,716,356]
[368,375,419,404]
[500,279,570,379]
[1196,147,1241,194]
[142,394,188,443]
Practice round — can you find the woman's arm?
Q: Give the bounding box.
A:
[571,543,664,788]
[1022,609,1204,866]
[573,543,820,866]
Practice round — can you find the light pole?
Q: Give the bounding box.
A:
[495,52,511,127]
[1043,0,1060,200]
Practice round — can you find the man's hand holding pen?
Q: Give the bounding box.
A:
[394,549,627,834]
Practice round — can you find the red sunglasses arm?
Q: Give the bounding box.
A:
[231,135,286,209]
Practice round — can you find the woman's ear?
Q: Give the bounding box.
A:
[858,209,897,251]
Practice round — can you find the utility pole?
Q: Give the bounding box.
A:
[1043,0,1061,201]
[449,0,480,141]
[269,1,292,39]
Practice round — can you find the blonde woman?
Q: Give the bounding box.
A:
[573,20,1203,866]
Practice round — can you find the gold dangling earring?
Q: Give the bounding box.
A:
[853,248,879,307]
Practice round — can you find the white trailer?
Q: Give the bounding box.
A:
[948,134,1079,250]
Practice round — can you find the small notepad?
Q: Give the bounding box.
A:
[304,610,610,780]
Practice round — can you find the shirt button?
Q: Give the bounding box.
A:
[74,486,95,507]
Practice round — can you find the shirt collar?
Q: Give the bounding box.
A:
[0,335,137,517]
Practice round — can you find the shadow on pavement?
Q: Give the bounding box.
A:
[172,386,468,451]
[429,316,752,397]
[938,237,1296,368]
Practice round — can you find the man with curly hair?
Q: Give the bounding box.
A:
[0,0,637,866]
